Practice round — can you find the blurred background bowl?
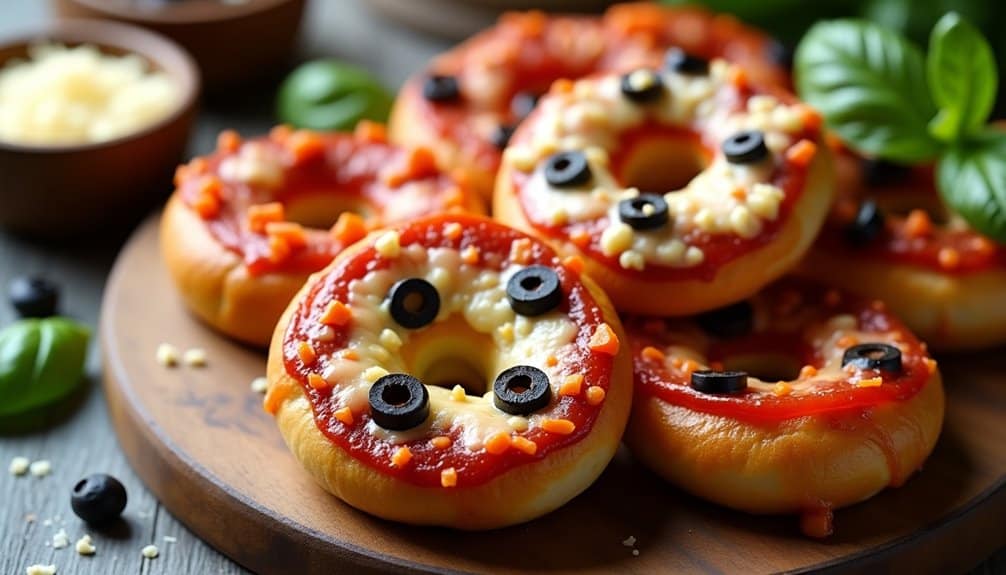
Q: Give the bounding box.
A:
[52,0,306,92]
[365,0,615,39]
[0,19,198,239]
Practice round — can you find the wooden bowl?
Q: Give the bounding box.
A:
[365,0,616,39]
[53,0,306,91]
[0,20,198,239]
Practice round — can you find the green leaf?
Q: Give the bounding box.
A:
[795,19,941,162]
[937,130,1006,243]
[276,60,393,132]
[927,12,998,142]
[0,317,90,417]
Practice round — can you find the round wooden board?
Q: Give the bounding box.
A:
[102,215,1005,574]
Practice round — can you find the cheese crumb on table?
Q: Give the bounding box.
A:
[250,376,269,394]
[9,456,30,476]
[183,348,208,367]
[25,565,56,575]
[51,529,69,549]
[141,544,159,559]
[622,535,637,547]
[156,343,179,367]
[74,534,96,556]
[29,460,52,477]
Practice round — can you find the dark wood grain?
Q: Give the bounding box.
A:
[99,215,1006,575]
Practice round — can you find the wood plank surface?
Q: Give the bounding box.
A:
[0,0,1003,574]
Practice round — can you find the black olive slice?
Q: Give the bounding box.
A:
[618,193,669,230]
[544,151,591,188]
[845,200,885,247]
[388,278,440,329]
[665,47,709,75]
[620,69,664,103]
[422,74,460,102]
[507,265,562,316]
[511,91,539,119]
[690,370,748,394]
[493,365,551,415]
[722,130,769,164]
[696,301,754,339]
[8,276,59,318]
[842,343,902,373]
[861,158,911,188]
[490,124,516,149]
[369,373,430,430]
[766,39,794,68]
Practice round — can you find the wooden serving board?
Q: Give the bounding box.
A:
[101,215,1005,574]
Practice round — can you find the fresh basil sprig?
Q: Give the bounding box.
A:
[0,317,90,418]
[796,12,1006,243]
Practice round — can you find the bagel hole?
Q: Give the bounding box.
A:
[722,354,801,383]
[398,317,495,398]
[615,131,710,195]
[282,194,372,230]
[381,383,413,406]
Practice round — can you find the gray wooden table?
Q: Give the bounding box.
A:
[0,1,1002,573]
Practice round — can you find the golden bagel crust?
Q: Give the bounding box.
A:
[265,219,632,529]
[796,251,1006,351]
[626,371,943,515]
[161,128,482,346]
[390,3,790,199]
[495,148,833,315]
[161,195,306,345]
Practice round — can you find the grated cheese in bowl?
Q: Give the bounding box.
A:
[0,43,179,146]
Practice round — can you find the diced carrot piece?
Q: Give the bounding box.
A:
[268,234,291,263]
[570,229,591,248]
[562,255,584,274]
[266,221,307,249]
[857,377,883,388]
[545,355,558,367]
[391,446,413,467]
[270,124,293,143]
[540,418,576,435]
[307,373,328,389]
[559,373,583,396]
[444,222,463,240]
[297,341,317,366]
[354,120,387,143]
[641,346,665,363]
[511,436,538,455]
[334,406,354,425]
[461,245,480,265]
[772,382,792,396]
[288,130,326,164]
[385,147,439,187]
[192,192,220,219]
[938,247,961,270]
[786,140,817,167]
[339,349,359,361]
[799,365,818,379]
[588,323,620,356]
[321,301,352,326]
[585,386,606,406]
[799,106,823,132]
[440,467,458,487]
[431,436,452,449]
[247,202,285,233]
[217,130,241,153]
[330,212,367,246]
[484,432,512,455]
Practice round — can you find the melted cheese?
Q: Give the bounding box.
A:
[511,61,808,269]
[315,244,579,450]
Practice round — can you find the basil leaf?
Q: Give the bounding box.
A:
[927,12,998,142]
[937,129,1006,243]
[0,317,90,417]
[277,60,393,132]
[795,19,941,162]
